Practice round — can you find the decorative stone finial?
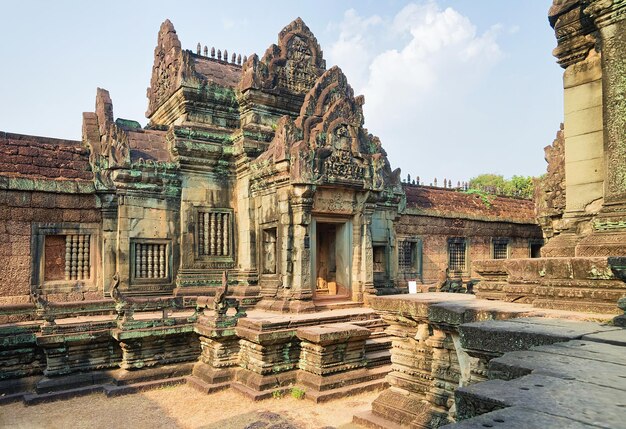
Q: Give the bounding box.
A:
[217,49,222,60]
[237,54,242,65]
[197,43,201,55]
[243,55,247,63]
[211,47,215,58]
[224,49,228,62]
[203,45,208,56]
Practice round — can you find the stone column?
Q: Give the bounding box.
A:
[283,186,315,312]
[100,192,118,296]
[361,205,375,295]
[576,0,626,256]
[587,1,626,205]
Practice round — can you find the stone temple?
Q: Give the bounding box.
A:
[0,2,625,428]
[1,18,541,309]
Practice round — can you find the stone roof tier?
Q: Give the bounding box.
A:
[192,54,242,88]
[0,131,93,181]
[404,184,537,224]
[127,129,170,163]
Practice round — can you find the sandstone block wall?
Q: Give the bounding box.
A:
[397,214,542,284]
[0,189,101,304]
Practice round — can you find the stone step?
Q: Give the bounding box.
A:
[455,373,626,428]
[230,380,290,401]
[314,300,363,311]
[351,318,389,333]
[23,385,104,405]
[366,337,392,353]
[103,376,187,397]
[0,392,26,405]
[459,317,621,354]
[36,370,113,394]
[365,350,391,368]
[353,410,407,429]
[369,331,389,339]
[440,406,595,429]
[185,375,230,394]
[488,342,626,390]
[303,377,388,404]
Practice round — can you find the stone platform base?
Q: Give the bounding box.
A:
[0,362,194,405]
[474,257,626,314]
[450,329,626,428]
[354,293,620,429]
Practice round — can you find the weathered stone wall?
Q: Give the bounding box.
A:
[0,189,101,303]
[396,213,542,284]
[0,132,100,303]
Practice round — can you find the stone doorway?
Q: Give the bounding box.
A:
[313,221,352,299]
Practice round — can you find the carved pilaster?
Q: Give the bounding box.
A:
[586,1,626,203]
[287,187,314,302]
[362,205,375,295]
[549,0,597,68]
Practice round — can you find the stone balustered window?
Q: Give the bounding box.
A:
[44,234,91,281]
[196,209,233,258]
[398,239,422,279]
[492,238,510,260]
[32,223,100,294]
[133,242,168,279]
[448,237,467,273]
[130,239,171,284]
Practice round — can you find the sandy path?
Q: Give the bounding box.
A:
[0,385,378,429]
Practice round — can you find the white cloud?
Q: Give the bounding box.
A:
[327,9,383,89]
[363,2,502,124]
[327,1,505,182]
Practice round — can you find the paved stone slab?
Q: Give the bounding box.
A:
[296,323,370,344]
[442,406,598,429]
[456,374,626,428]
[459,318,617,354]
[488,349,626,390]
[532,339,626,366]
[582,328,626,346]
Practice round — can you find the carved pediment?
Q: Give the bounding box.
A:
[238,18,326,95]
[146,20,183,117]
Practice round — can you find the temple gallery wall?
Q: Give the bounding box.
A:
[0,1,625,428]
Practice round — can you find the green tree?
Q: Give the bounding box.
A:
[468,174,535,199]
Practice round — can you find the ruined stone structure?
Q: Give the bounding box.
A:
[538,0,626,257]
[353,2,626,427]
[474,0,626,314]
[0,18,540,312]
[0,5,624,429]
[0,17,545,410]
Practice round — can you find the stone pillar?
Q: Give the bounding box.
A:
[588,1,626,205]
[234,322,301,397]
[272,186,314,312]
[100,192,118,296]
[191,314,240,387]
[361,205,375,295]
[576,0,626,256]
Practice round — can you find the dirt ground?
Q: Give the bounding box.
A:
[0,385,378,429]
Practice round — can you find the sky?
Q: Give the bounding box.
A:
[0,1,563,184]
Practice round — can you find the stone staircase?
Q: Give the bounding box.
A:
[447,325,626,428]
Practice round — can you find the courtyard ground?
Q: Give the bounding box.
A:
[0,384,376,429]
